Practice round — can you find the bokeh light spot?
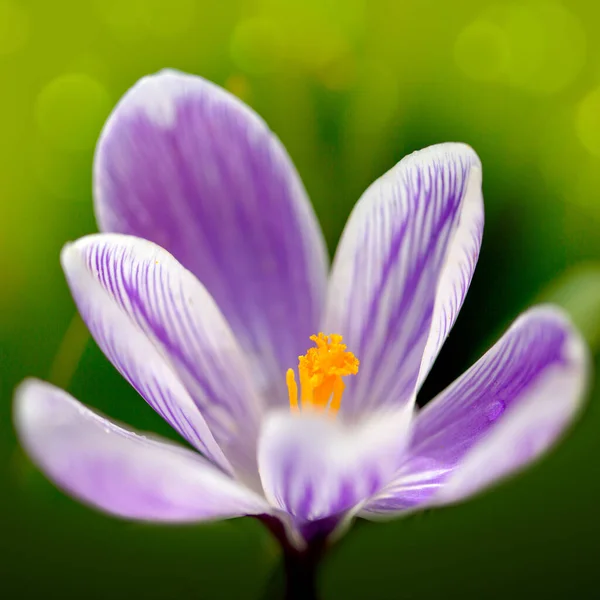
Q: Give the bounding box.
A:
[224,74,252,102]
[35,73,111,152]
[454,19,509,82]
[0,0,29,55]
[143,0,195,38]
[94,0,195,41]
[576,87,600,159]
[318,52,357,91]
[230,18,283,75]
[571,158,600,216]
[456,2,586,94]
[93,0,147,41]
[67,54,112,86]
[31,140,90,199]
[503,2,585,94]
[541,263,600,351]
[343,60,400,187]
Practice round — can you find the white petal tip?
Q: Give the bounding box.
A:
[112,70,212,130]
[60,240,79,266]
[404,142,481,167]
[521,304,590,370]
[14,379,59,437]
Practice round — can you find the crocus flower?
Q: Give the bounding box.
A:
[15,71,588,564]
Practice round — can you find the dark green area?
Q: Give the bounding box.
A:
[2,0,600,597]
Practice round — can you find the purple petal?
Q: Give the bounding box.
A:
[362,306,588,515]
[94,70,328,403]
[61,234,263,479]
[416,159,484,388]
[324,143,483,416]
[14,380,271,521]
[257,406,413,522]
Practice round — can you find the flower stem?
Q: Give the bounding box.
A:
[281,544,321,600]
[258,516,326,600]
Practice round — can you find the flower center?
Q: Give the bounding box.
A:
[286,333,359,416]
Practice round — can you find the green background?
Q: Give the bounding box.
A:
[2,0,600,597]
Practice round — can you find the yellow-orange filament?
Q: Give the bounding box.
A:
[286,333,359,416]
[286,368,299,413]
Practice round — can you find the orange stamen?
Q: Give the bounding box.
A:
[286,333,359,416]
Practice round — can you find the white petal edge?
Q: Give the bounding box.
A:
[14,379,272,521]
[323,143,483,417]
[258,405,414,522]
[94,70,329,405]
[416,163,483,388]
[359,305,590,517]
[61,234,264,480]
[432,307,590,505]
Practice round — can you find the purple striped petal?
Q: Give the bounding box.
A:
[416,160,484,388]
[257,406,413,522]
[94,70,328,403]
[324,143,483,417]
[61,234,263,479]
[14,380,271,521]
[362,306,588,515]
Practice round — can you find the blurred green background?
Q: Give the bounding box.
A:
[3,0,600,597]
